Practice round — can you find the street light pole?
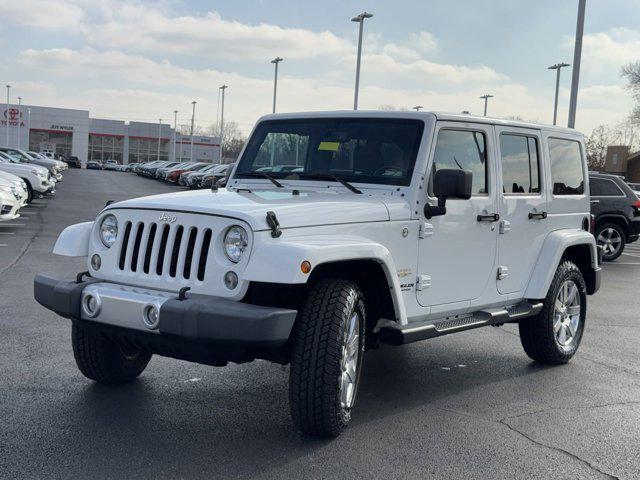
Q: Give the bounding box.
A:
[189,101,196,162]
[5,84,10,147]
[271,57,283,114]
[479,94,494,116]
[219,85,228,163]
[568,0,586,129]
[172,110,178,162]
[548,62,570,125]
[157,118,162,161]
[27,108,31,150]
[413,105,423,111]
[17,97,21,150]
[351,11,373,110]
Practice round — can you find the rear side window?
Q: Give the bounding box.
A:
[431,129,488,195]
[500,134,540,194]
[548,138,584,195]
[590,177,624,196]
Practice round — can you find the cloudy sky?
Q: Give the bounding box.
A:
[0,0,638,135]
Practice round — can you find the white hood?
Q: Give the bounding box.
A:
[109,187,410,231]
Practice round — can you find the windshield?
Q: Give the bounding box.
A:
[235,118,424,186]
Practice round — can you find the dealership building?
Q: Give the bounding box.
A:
[1,104,220,166]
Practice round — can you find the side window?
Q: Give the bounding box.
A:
[500,134,541,194]
[431,129,488,196]
[590,178,624,196]
[548,138,585,195]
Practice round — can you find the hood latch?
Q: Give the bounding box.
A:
[266,211,282,238]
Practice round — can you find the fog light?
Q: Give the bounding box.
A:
[91,254,101,271]
[142,304,160,329]
[82,294,100,318]
[224,271,238,290]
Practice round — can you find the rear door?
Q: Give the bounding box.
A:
[495,127,548,295]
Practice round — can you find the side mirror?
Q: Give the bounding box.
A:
[424,169,472,218]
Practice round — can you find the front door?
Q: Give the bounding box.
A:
[416,122,499,310]
[495,127,548,295]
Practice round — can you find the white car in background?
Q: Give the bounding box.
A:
[0,170,28,207]
[0,147,63,180]
[30,151,68,171]
[0,151,54,202]
[0,178,22,221]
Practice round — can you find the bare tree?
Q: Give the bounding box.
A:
[622,62,640,125]
[585,125,613,170]
[207,120,246,161]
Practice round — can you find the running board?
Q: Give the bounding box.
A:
[379,301,543,346]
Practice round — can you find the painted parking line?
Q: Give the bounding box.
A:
[0,244,7,247]
[622,253,640,259]
[609,262,640,266]
[0,223,26,227]
[0,232,15,235]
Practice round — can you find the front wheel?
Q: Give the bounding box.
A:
[289,279,366,437]
[23,180,34,204]
[72,325,152,385]
[519,261,586,364]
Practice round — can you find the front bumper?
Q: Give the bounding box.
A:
[34,274,297,351]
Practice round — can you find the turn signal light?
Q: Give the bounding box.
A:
[301,261,312,274]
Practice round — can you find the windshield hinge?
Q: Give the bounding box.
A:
[266,211,282,238]
[418,222,433,239]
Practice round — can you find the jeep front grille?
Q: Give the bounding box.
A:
[118,221,212,281]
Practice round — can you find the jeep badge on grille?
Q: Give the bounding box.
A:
[159,212,177,223]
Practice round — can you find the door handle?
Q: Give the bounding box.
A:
[477,213,500,222]
[528,211,547,220]
[590,199,600,203]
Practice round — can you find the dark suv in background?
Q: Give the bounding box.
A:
[589,172,640,261]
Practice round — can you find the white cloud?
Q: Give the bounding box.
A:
[361,53,507,84]
[411,31,438,52]
[84,9,353,61]
[0,0,85,30]
[568,27,640,73]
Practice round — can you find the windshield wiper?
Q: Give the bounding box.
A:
[295,172,362,194]
[240,171,283,188]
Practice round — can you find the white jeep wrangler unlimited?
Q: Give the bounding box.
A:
[35,111,601,437]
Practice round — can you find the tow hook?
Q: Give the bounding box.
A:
[177,286,191,301]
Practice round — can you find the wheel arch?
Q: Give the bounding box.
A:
[243,235,407,324]
[524,229,599,299]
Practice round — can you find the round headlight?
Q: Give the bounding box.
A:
[99,214,118,248]
[223,226,248,263]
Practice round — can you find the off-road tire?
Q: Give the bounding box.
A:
[72,325,152,385]
[519,260,586,364]
[595,222,625,261]
[289,278,366,437]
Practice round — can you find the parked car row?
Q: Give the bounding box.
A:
[101,159,236,189]
[0,147,67,222]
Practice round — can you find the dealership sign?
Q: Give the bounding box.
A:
[1,108,25,127]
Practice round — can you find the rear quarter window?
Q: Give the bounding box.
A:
[548,138,585,195]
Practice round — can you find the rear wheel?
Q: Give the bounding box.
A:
[72,325,152,385]
[519,261,586,364]
[289,279,366,437]
[595,223,625,261]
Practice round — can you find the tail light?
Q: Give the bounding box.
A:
[633,200,640,215]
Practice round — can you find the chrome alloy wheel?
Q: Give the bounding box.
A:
[339,312,362,418]
[597,227,622,258]
[553,280,581,350]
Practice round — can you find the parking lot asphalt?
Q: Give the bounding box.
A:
[1,169,639,480]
